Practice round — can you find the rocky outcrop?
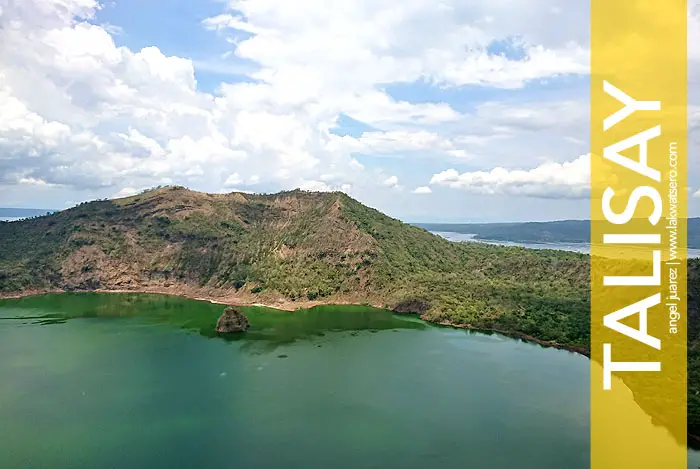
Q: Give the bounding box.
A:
[215,306,250,333]
[392,298,431,315]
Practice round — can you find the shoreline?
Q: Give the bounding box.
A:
[0,286,589,356]
[434,320,590,358]
[0,286,371,311]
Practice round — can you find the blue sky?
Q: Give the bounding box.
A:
[0,0,698,222]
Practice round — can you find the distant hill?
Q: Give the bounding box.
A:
[0,207,56,219]
[418,219,700,249]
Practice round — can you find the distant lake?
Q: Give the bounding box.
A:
[433,231,700,259]
[1,293,697,468]
[0,207,55,221]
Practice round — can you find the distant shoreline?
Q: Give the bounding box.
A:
[433,231,700,259]
[418,219,700,251]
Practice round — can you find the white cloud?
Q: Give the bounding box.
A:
[223,0,589,91]
[202,14,261,34]
[333,129,470,158]
[115,187,141,198]
[475,100,588,132]
[298,180,332,192]
[0,0,599,214]
[224,172,243,187]
[224,187,255,194]
[413,186,432,194]
[382,175,399,188]
[430,154,590,198]
[0,0,365,194]
[433,43,588,89]
[100,23,123,36]
[19,177,53,186]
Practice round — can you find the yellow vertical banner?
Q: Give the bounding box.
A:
[591,1,687,468]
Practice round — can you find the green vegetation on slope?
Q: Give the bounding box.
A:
[340,196,589,348]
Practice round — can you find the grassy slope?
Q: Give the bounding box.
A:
[1,185,698,434]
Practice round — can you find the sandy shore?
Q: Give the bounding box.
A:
[0,285,382,312]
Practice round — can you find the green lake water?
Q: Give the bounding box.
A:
[0,293,695,468]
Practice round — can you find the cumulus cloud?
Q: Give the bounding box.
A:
[219,0,589,91]
[413,186,432,194]
[430,154,589,198]
[224,172,244,187]
[0,0,594,208]
[382,175,399,189]
[0,0,363,194]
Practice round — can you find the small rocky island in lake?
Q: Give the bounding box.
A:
[216,307,250,333]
